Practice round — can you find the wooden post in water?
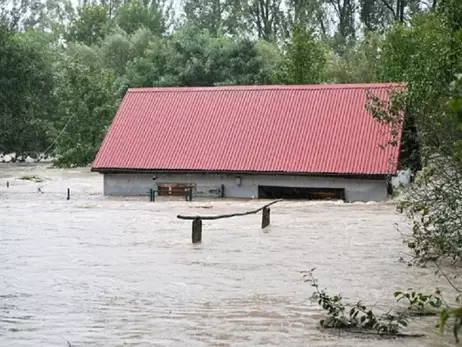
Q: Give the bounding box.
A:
[192,218,202,243]
[67,188,70,200]
[6,181,9,188]
[178,199,282,243]
[261,206,270,228]
[149,188,156,202]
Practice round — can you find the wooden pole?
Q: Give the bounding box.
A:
[177,199,282,244]
[177,199,282,220]
[6,181,9,188]
[67,188,70,200]
[262,207,270,228]
[192,218,202,243]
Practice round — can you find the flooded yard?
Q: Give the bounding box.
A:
[0,164,458,346]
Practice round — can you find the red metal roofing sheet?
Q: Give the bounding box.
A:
[92,84,403,175]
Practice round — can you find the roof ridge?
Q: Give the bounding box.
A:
[127,83,404,94]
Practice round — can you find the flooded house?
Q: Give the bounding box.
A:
[91,84,403,202]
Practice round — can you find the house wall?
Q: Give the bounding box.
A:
[103,172,389,202]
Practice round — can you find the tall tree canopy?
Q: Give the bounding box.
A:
[0,0,460,168]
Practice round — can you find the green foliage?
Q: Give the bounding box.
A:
[123,27,273,89]
[1,0,460,175]
[396,175,462,264]
[66,4,113,45]
[437,0,462,32]
[364,10,462,268]
[0,28,56,156]
[37,0,75,40]
[303,269,408,334]
[115,0,166,36]
[182,0,246,36]
[324,32,381,83]
[277,25,327,84]
[376,13,461,163]
[450,74,462,128]
[52,51,117,167]
[389,73,462,265]
[449,74,462,164]
[440,305,462,343]
[394,289,444,314]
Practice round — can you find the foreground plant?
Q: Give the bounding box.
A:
[304,268,462,341]
[440,302,462,343]
[394,288,445,315]
[303,269,409,335]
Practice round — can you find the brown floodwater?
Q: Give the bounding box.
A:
[0,164,459,346]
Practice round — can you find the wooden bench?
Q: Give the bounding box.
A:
[158,185,194,196]
[149,185,194,201]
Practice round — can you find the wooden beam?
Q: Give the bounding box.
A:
[177,199,282,220]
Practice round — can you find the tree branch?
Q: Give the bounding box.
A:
[380,0,397,19]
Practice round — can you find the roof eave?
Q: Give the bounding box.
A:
[90,167,395,178]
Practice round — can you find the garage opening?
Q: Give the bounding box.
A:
[258,186,345,201]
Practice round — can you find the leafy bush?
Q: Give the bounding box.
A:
[303,269,409,334]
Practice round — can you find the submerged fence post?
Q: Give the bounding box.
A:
[192,218,202,243]
[185,189,193,202]
[177,199,281,244]
[67,188,70,200]
[261,207,270,228]
[149,188,156,202]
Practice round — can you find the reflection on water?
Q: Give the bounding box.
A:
[0,165,459,346]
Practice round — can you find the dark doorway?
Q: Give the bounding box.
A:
[258,185,345,201]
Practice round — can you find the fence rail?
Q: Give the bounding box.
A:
[177,199,283,243]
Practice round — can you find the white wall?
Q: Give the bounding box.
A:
[391,169,411,188]
[103,172,388,202]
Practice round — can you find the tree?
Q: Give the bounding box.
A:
[324,31,381,83]
[182,0,246,36]
[277,25,327,84]
[367,12,462,263]
[67,4,113,45]
[248,0,287,41]
[123,27,272,88]
[285,0,325,32]
[52,46,118,167]
[115,0,167,36]
[0,29,56,157]
[378,13,461,162]
[36,0,75,41]
[100,26,152,76]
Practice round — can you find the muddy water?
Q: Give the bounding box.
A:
[0,164,458,346]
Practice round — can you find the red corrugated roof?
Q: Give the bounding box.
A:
[92,84,404,175]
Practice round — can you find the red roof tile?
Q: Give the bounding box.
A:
[92,84,403,175]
